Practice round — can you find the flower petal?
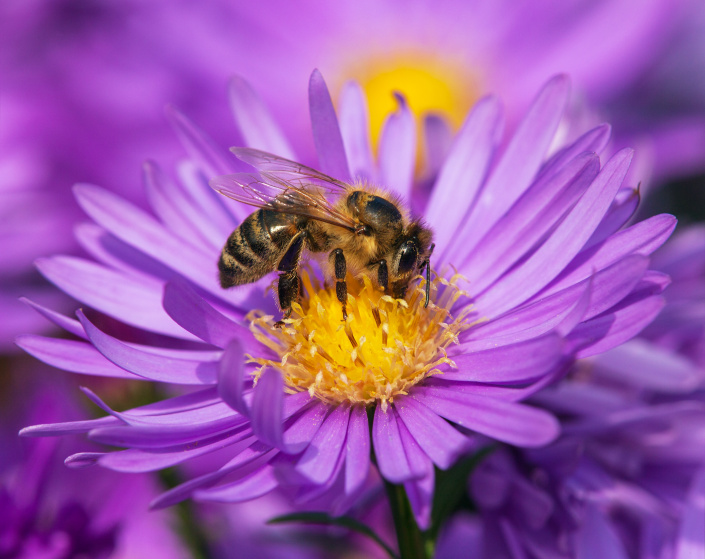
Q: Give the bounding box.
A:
[338,81,374,181]
[78,311,218,384]
[576,504,629,559]
[429,95,503,262]
[308,69,350,181]
[296,404,351,485]
[372,405,414,483]
[194,464,279,502]
[379,93,416,200]
[676,468,705,559]
[229,75,296,160]
[404,462,435,531]
[344,406,371,496]
[396,396,468,470]
[414,388,560,447]
[218,340,250,414]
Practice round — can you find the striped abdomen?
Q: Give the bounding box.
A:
[219,209,298,288]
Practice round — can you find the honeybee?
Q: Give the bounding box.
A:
[211,148,434,325]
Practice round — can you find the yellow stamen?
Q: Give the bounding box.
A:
[248,270,474,409]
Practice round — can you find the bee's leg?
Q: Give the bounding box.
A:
[274,233,305,327]
[422,243,435,308]
[377,259,389,293]
[330,248,348,321]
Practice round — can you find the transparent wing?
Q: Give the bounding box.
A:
[210,168,356,232]
[231,147,349,194]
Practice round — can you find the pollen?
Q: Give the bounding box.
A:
[248,271,473,410]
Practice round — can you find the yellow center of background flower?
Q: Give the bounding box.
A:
[249,271,472,410]
[339,52,478,154]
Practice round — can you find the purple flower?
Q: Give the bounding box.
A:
[20,72,674,529]
[0,375,187,559]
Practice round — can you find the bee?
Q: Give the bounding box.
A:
[211,148,434,325]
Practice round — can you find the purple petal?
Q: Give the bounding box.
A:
[478,148,633,318]
[16,335,139,379]
[338,81,374,181]
[20,415,119,437]
[372,404,414,483]
[250,368,286,450]
[78,311,218,384]
[592,338,701,393]
[422,114,454,182]
[165,104,240,179]
[445,333,563,383]
[218,340,249,414]
[541,123,611,172]
[282,401,328,452]
[20,298,86,339]
[583,187,640,250]
[404,462,435,531]
[194,464,278,502]
[396,396,467,469]
[143,160,226,251]
[453,76,570,260]
[576,504,629,559]
[570,289,666,358]
[150,443,277,509]
[344,406,370,495]
[73,183,222,296]
[676,468,705,559]
[229,75,295,159]
[378,93,415,200]
[65,453,103,469]
[551,214,676,298]
[428,95,503,262]
[462,152,600,292]
[162,279,259,349]
[396,408,433,479]
[414,388,560,447]
[308,69,350,181]
[296,404,351,484]
[36,255,193,340]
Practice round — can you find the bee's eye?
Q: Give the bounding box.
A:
[397,241,418,274]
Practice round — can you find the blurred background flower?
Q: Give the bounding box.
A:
[2,0,705,346]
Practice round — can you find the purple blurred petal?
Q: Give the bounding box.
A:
[379,93,416,200]
[229,75,295,159]
[308,69,350,181]
[422,114,454,181]
[478,148,633,317]
[296,404,351,484]
[396,396,467,469]
[165,104,239,178]
[20,415,119,437]
[250,368,287,451]
[338,81,374,181]
[344,406,370,496]
[576,504,629,559]
[429,95,503,261]
[676,468,705,559]
[17,334,141,379]
[414,388,560,447]
[445,333,563,383]
[64,452,104,469]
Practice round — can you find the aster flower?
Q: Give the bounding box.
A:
[19,72,674,552]
[0,373,188,559]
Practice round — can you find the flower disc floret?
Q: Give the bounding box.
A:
[249,270,472,409]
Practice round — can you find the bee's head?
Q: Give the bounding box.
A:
[390,220,434,298]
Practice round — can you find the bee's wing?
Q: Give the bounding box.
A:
[210,172,356,231]
[230,147,349,195]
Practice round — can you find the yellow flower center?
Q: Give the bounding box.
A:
[338,52,479,154]
[248,271,473,410]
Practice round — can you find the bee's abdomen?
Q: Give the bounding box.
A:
[219,210,297,287]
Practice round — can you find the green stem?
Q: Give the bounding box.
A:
[384,480,430,559]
